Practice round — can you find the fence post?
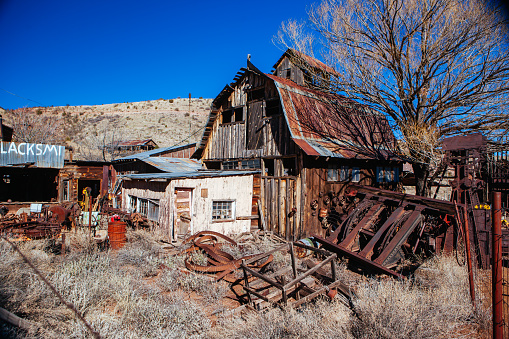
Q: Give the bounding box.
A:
[492,191,502,339]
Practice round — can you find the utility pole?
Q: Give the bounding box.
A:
[188,93,191,142]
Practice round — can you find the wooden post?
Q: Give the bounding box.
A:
[331,257,337,282]
[281,275,287,306]
[88,197,92,236]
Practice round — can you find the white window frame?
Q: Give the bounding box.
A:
[212,200,236,222]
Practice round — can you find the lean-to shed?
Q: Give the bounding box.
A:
[122,170,257,241]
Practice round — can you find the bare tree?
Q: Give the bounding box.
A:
[78,126,123,162]
[276,0,509,196]
[4,107,62,144]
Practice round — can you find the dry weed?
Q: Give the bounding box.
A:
[212,299,352,339]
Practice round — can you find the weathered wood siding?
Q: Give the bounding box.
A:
[122,175,255,241]
[58,165,104,202]
[274,56,304,85]
[202,73,297,160]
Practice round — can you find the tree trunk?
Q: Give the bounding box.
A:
[412,162,431,197]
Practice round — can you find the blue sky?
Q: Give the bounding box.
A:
[0,0,314,109]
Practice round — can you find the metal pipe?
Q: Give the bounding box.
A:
[88,196,92,236]
[492,191,502,339]
[463,206,475,305]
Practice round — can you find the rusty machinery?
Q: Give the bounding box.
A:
[443,133,509,269]
[0,203,80,239]
[312,184,460,278]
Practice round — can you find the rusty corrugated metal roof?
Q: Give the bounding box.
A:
[267,74,398,160]
[124,169,258,181]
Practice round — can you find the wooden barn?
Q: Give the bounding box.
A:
[193,49,402,240]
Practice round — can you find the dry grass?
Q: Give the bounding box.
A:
[0,230,493,338]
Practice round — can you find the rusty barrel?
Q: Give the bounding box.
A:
[108,221,127,250]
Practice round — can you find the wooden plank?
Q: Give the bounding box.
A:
[0,306,35,331]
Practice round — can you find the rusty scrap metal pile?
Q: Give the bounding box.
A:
[181,231,353,310]
[314,184,464,278]
[0,204,78,239]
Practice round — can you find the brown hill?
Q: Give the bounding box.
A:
[2,98,212,161]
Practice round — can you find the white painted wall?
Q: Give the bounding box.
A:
[168,175,253,237]
[121,174,254,240]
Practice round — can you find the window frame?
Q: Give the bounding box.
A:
[211,200,236,222]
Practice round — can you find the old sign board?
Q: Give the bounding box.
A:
[0,142,65,168]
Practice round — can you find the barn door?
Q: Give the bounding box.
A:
[262,177,297,240]
[173,188,193,239]
[247,101,264,150]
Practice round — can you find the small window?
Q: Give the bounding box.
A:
[328,164,338,181]
[222,161,238,170]
[265,99,281,117]
[283,158,296,176]
[222,109,233,124]
[128,195,137,213]
[62,180,70,201]
[340,166,350,181]
[352,167,360,182]
[212,200,235,221]
[234,107,243,122]
[205,161,221,170]
[248,87,265,101]
[148,199,159,221]
[376,167,399,183]
[264,159,275,176]
[241,159,261,169]
[138,198,148,216]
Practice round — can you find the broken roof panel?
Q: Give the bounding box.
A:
[115,143,196,161]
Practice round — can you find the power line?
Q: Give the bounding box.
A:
[0,87,44,106]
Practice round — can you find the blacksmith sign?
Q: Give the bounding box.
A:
[0,142,65,168]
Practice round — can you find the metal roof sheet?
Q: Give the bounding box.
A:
[124,170,259,181]
[115,143,196,161]
[142,157,202,172]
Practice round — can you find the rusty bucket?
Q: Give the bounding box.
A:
[108,221,127,250]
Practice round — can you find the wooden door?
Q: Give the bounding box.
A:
[174,188,193,239]
[247,101,264,150]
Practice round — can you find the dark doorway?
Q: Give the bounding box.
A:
[78,179,101,202]
[0,167,59,202]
